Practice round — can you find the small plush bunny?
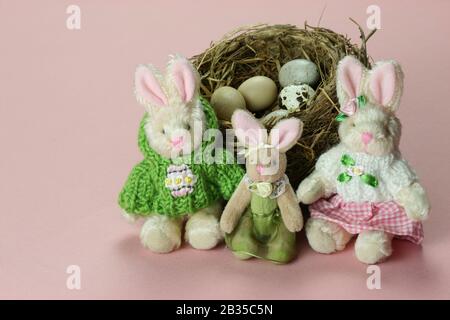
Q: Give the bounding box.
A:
[119,55,244,253]
[220,110,304,264]
[296,56,430,264]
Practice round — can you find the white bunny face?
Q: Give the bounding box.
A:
[339,104,401,156]
[134,56,206,159]
[336,56,404,156]
[143,100,205,158]
[232,110,302,182]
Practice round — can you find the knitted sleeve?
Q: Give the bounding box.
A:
[382,158,417,196]
[207,149,245,200]
[315,144,345,183]
[118,160,155,215]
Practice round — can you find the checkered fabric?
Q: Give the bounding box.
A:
[310,194,423,244]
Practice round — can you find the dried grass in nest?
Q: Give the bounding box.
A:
[191,22,375,187]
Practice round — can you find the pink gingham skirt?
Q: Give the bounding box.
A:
[310,194,424,244]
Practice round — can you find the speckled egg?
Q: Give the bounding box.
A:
[279,59,320,88]
[278,84,316,112]
[238,76,278,112]
[211,86,246,121]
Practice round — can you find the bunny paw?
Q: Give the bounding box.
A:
[121,210,139,224]
[396,183,430,221]
[140,215,182,253]
[185,205,223,250]
[296,177,325,204]
[305,218,352,254]
[355,230,393,264]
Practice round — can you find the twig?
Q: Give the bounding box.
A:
[349,18,377,67]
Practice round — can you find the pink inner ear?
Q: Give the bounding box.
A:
[338,56,363,99]
[231,110,267,146]
[369,63,396,106]
[135,66,168,106]
[270,118,303,152]
[170,59,196,103]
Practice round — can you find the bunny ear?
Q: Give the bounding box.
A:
[135,65,168,107]
[337,56,365,108]
[166,55,199,103]
[269,118,303,153]
[231,110,267,147]
[367,60,404,112]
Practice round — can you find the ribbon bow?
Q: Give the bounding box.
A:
[244,174,288,199]
[248,181,274,198]
[337,154,379,188]
[336,95,367,122]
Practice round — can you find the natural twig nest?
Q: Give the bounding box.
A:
[191,23,373,187]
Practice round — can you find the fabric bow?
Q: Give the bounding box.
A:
[244,174,288,199]
[336,95,367,122]
[248,181,273,198]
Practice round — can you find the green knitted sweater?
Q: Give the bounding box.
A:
[118,97,244,217]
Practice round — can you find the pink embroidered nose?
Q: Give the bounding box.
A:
[361,132,373,145]
[256,164,264,175]
[171,136,184,147]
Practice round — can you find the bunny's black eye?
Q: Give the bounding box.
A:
[185,123,191,131]
[162,128,166,135]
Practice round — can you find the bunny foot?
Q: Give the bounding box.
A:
[185,203,223,250]
[140,215,183,253]
[355,230,393,264]
[305,218,353,254]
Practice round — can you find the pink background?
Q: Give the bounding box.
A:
[1,0,449,299]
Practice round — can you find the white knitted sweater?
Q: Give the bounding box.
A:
[316,144,417,203]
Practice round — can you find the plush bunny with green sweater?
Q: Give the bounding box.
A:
[119,55,244,253]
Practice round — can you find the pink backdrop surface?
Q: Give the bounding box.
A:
[0,0,449,299]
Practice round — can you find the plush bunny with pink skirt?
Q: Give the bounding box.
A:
[296,56,430,264]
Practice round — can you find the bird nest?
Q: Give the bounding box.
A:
[191,23,374,187]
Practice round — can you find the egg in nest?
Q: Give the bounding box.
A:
[278,84,316,112]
